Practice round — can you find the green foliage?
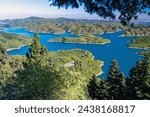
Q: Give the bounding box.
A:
[49,0,150,25]
[0,42,7,64]
[127,36,150,49]
[27,33,41,61]
[127,35,150,58]
[107,60,126,100]
[48,35,110,44]
[127,56,150,99]
[7,17,127,34]
[88,57,149,100]
[40,45,48,56]
[26,33,48,62]
[123,26,150,36]
[0,32,31,49]
[117,72,126,99]
[0,33,102,100]
[0,56,24,99]
[139,51,150,57]
[5,61,59,99]
[88,75,109,100]
[107,60,120,81]
[1,31,149,100]
[88,60,127,100]
[2,49,101,100]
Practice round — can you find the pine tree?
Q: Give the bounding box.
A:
[26,33,48,62]
[118,72,126,99]
[141,56,150,99]
[107,60,120,99]
[128,60,144,99]
[40,45,48,56]
[107,60,126,99]
[88,75,109,100]
[128,57,150,99]
[27,33,41,61]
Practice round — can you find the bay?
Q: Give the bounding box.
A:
[1,28,146,78]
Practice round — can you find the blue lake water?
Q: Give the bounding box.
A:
[1,28,146,78]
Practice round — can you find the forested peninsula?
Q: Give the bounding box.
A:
[127,36,150,49]
[48,35,110,44]
[0,32,31,50]
[127,36,150,57]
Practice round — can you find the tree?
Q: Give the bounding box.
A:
[26,33,41,61]
[141,56,150,99]
[0,42,7,64]
[107,60,126,99]
[26,33,48,62]
[88,75,109,100]
[49,0,150,25]
[40,45,48,56]
[117,72,126,99]
[127,57,150,99]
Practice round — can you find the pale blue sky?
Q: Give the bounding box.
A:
[0,0,149,21]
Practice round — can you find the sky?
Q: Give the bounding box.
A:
[0,0,149,21]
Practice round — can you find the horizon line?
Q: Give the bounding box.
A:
[0,16,150,23]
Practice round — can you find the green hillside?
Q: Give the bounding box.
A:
[48,35,110,44]
[4,17,127,34]
[0,32,31,49]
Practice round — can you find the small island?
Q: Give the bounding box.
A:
[127,36,150,56]
[127,36,150,49]
[0,32,31,50]
[48,35,110,44]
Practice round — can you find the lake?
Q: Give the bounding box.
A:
[1,28,146,78]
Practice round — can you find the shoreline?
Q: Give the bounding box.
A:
[6,44,27,52]
[36,30,66,35]
[2,27,125,36]
[91,54,104,77]
[48,40,111,45]
[127,46,150,50]
[96,61,104,76]
[120,34,146,37]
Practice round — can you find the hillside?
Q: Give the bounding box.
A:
[1,17,128,35]
[127,36,150,57]
[127,36,150,49]
[48,35,110,44]
[0,32,31,49]
[122,26,150,36]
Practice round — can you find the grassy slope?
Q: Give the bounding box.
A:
[48,35,110,44]
[0,32,31,49]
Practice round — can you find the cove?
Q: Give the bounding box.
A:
[1,28,146,79]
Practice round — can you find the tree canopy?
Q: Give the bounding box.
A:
[49,0,150,25]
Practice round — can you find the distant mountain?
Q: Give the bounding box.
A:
[0,16,127,34]
[0,16,119,24]
[0,16,149,35]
